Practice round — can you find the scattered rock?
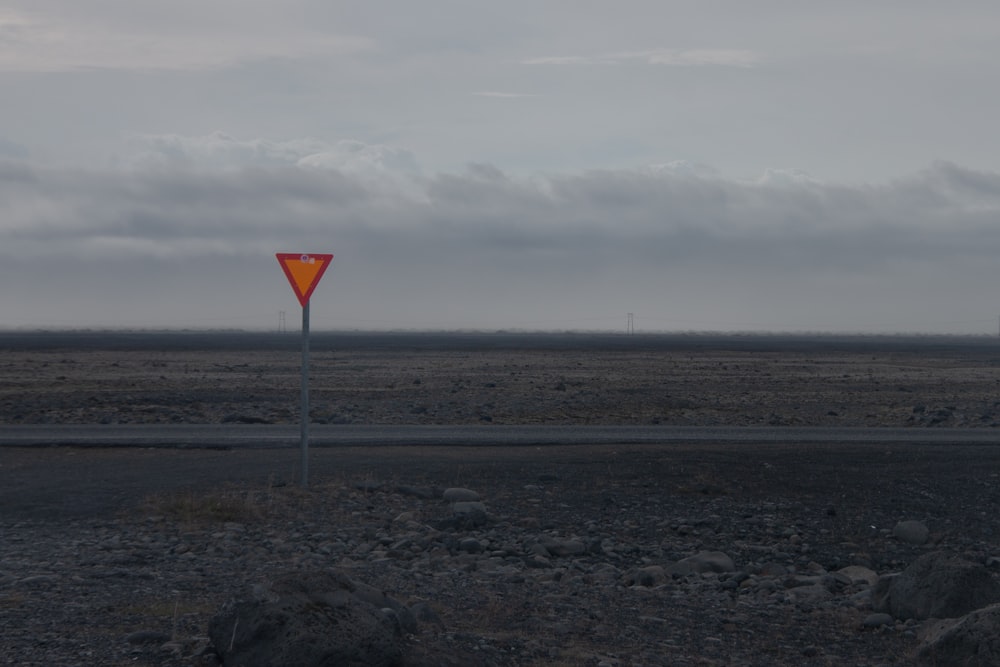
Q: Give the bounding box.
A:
[862,613,894,629]
[872,552,1000,620]
[667,551,736,577]
[208,570,408,667]
[538,535,586,558]
[7,437,1000,665]
[918,603,1000,666]
[442,488,480,502]
[892,520,929,545]
[627,565,667,588]
[838,565,879,587]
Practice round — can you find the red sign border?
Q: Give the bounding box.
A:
[276,253,333,307]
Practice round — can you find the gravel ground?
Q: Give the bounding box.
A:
[3,331,1000,429]
[2,332,1000,665]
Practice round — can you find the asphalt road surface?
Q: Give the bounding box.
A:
[3,424,1000,448]
[3,425,998,522]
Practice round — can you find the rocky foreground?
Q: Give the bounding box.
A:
[4,440,1000,666]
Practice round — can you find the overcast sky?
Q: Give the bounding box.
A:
[3,1,1000,333]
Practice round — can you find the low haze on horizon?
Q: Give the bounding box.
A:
[4,2,1000,335]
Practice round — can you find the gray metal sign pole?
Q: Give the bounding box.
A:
[276,251,331,488]
[299,299,310,487]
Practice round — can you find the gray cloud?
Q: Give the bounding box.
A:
[5,160,1000,262]
[125,133,420,174]
[0,137,28,159]
[472,92,539,99]
[522,49,760,67]
[3,159,1000,332]
[0,3,374,72]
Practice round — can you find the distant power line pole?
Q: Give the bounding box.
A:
[627,313,635,335]
[278,310,287,333]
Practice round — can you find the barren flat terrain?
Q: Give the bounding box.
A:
[2,332,1000,665]
[4,331,1000,428]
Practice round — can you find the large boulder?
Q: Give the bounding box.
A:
[208,570,413,667]
[918,603,1000,666]
[872,552,1000,620]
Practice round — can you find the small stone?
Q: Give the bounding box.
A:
[671,551,736,575]
[837,565,878,586]
[892,520,929,545]
[459,537,483,553]
[443,488,480,502]
[451,501,487,515]
[862,613,894,629]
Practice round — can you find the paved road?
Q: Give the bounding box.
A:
[3,425,999,522]
[2,424,999,448]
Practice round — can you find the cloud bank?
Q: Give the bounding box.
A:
[7,155,999,264]
[125,133,420,176]
[3,146,1000,332]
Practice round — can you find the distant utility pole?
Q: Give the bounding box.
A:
[278,310,287,333]
[627,313,635,335]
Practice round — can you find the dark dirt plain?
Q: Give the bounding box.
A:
[2,331,1000,666]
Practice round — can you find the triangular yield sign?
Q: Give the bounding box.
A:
[276,253,333,307]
